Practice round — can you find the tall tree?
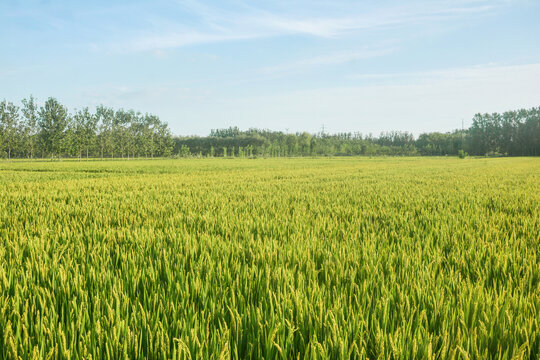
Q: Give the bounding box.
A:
[38,97,69,159]
[154,120,173,157]
[21,96,39,159]
[96,105,114,159]
[299,132,312,156]
[142,113,160,158]
[73,107,97,159]
[0,100,21,159]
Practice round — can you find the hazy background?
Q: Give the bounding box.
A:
[2,0,540,135]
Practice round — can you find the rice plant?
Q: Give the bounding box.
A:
[0,157,538,359]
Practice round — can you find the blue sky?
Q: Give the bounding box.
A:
[1,0,540,136]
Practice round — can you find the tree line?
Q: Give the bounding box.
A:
[0,96,173,159]
[1,96,538,159]
[175,107,539,157]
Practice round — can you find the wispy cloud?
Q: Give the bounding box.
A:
[112,0,502,53]
[78,84,212,109]
[121,32,258,53]
[351,62,540,85]
[0,64,45,79]
[260,48,396,75]
[246,4,495,38]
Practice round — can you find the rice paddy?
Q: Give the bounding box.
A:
[0,157,538,359]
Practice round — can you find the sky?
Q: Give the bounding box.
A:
[1,0,540,136]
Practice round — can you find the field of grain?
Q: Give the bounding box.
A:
[0,157,538,359]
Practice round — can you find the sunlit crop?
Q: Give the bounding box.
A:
[0,157,538,359]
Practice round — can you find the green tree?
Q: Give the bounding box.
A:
[299,132,312,156]
[285,134,298,156]
[179,144,190,157]
[96,105,114,159]
[73,108,97,159]
[155,121,173,157]
[0,100,20,159]
[38,97,69,159]
[143,114,160,158]
[21,96,39,159]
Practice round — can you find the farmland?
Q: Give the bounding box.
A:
[0,157,538,359]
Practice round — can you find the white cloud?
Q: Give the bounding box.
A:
[76,85,212,112]
[114,0,501,52]
[260,48,396,75]
[122,32,258,53]
[352,62,540,85]
[248,4,495,38]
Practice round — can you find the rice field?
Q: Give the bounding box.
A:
[0,157,538,359]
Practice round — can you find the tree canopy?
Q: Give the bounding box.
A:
[0,96,538,159]
[0,97,173,159]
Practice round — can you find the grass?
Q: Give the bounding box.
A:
[0,157,538,359]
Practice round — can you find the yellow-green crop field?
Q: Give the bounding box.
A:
[0,157,539,359]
